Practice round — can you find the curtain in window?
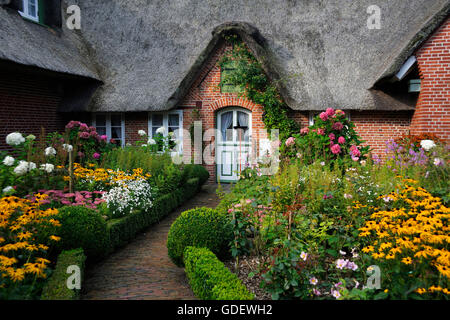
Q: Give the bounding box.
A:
[220,112,233,141]
[238,112,249,142]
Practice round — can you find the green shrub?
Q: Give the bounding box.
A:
[183,246,253,300]
[41,248,86,300]
[182,164,210,186]
[167,207,232,267]
[56,206,109,259]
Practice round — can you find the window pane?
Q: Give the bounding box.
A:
[152,114,163,126]
[111,127,122,139]
[96,115,106,127]
[168,114,179,126]
[29,0,37,17]
[111,114,122,127]
[96,127,106,136]
[152,127,158,136]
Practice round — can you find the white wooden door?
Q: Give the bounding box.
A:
[216,108,251,182]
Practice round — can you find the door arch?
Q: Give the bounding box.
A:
[216,107,252,182]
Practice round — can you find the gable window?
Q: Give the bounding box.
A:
[19,0,39,22]
[148,111,183,154]
[221,61,242,93]
[92,113,125,147]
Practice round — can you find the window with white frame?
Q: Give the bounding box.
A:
[19,0,39,22]
[148,111,183,154]
[309,111,351,126]
[92,113,125,147]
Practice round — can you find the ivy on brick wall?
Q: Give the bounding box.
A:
[217,36,299,142]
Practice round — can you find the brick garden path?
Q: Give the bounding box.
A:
[82,184,229,300]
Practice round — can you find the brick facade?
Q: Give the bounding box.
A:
[0,69,67,151]
[411,17,450,143]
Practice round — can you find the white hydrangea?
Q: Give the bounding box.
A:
[156,127,166,135]
[62,144,73,152]
[420,140,436,151]
[13,161,36,175]
[45,147,57,157]
[2,186,14,194]
[102,179,153,216]
[2,156,15,166]
[138,130,147,136]
[147,138,156,145]
[6,132,25,146]
[40,163,55,173]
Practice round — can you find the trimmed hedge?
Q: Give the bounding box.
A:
[167,207,233,267]
[41,248,86,300]
[183,246,253,300]
[182,164,210,186]
[108,177,201,251]
[56,206,110,260]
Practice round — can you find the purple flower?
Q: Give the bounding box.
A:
[329,133,336,141]
[93,152,101,159]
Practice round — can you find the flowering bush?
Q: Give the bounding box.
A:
[62,120,115,164]
[26,190,105,210]
[358,180,450,299]
[0,194,61,299]
[285,108,369,166]
[101,178,153,218]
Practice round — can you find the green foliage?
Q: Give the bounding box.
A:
[183,246,253,300]
[287,109,369,167]
[167,207,233,267]
[56,206,109,260]
[41,249,86,300]
[182,164,210,186]
[218,36,299,141]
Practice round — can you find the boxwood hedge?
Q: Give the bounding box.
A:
[183,246,253,300]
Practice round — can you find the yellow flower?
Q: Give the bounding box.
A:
[401,257,412,265]
[49,235,61,242]
[416,288,427,295]
[7,267,25,282]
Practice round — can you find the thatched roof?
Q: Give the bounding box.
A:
[1,0,449,112]
[0,3,99,81]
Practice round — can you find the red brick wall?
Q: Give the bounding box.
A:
[178,41,266,182]
[411,17,450,143]
[124,112,148,145]
[351,111,413,155]
[0,70,66,151]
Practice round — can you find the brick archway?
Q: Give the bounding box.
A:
[207,97,260,113]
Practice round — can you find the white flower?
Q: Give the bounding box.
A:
[45,147,57,157]
[141,144,148,147]
[62,144,73,152]
[2,156,15,166]
[320,161,325,166]
[335,259,348,270]
[331,290,341,299]
[156,127,166,135]
[26,134,36,141]
[13,161,36,175]
[138,130,147,136]
[420,140,436,151]
[40,163,54,173]
[147,138,156,145]
[309,277,318,285]
[2,186,14,194]
[300,251,308,261]
[6,132,25,146]
[339,250,346,255]
[433,158,444,166]
[343,193,353,199]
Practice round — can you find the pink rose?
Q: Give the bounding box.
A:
[317,128,325,136]
[319,112,328,122]
[329,133,335,141]
[352,156,360,161]
[79,123,89,131]
[285,137,296,147]
[330,144,341,154]
[326,108,335,117]
[300,127,309,135]
[332,122,344,130]
[338,136,345,144]
[79,131,90,139]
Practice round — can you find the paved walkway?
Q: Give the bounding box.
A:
[82,184,229,300]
